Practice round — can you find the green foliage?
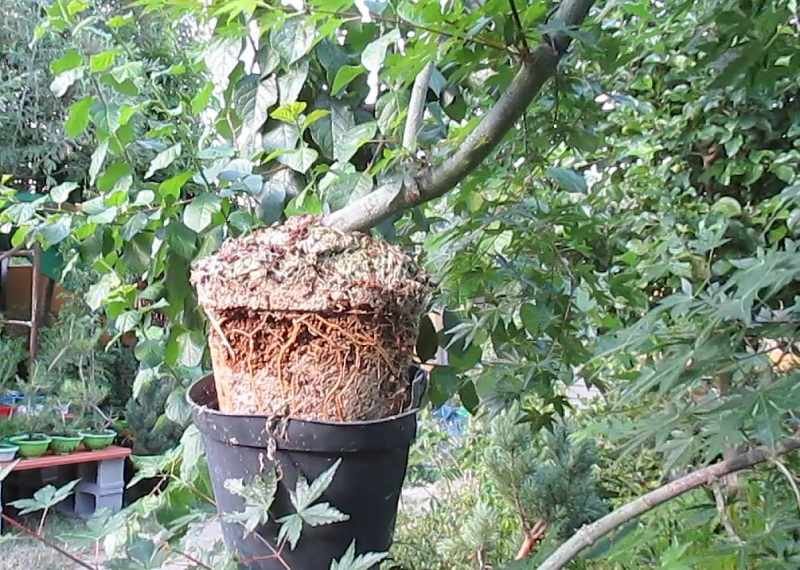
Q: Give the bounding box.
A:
[10,479,80,516]
[278,459,350,550]
[225,459,349,552]
[393,412,605,569]
[0,332,26,385]
[124,372,184,455]
[10,478,80,533]
[484,404,607,540]
[1,0,799,567]
[331,541,388,570]
[223,470,278,535]
[0,0,91,184]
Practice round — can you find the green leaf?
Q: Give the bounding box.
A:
[85,272,121,311]
[121,211,148,241]
[183,192,222,232]
[134,339,165,370]
[65,96,94,138]
[115,310,140,333]
[428,366,460,407]
[278,146,318,174]
[97,161,131,191]
[361,29,401,73]
[198,145,236,160]
[263,123,300,152]
[333,122,377,163]
[415,314,438,361]
[271,17,316,64]
[191,80,215,115]
[521,303,551,335]
[459,381,480,414]
[90,50,117,73]
[39,217,72,247]
[258,179,288,225]
[447,341,481,371]
[178,425,203,479]
[296,502,349,527]
[285,189,322,216]
[167,222,197,259]
[224,469,279,535]
[50,49,82,74]
[159,171,194,201]
[11,480,80,515]
[546,167,587,193]
[272,102,307,124]
[66,0,89,15]
[292,459,342,511]
[277,514,304,549]
[330,542,388,570]
[176,331,205,368]
[302,109,330,131]
[87,206,118,225]
[50,182,78,204]
[331,65,365,95]
[318,164,372,211]
[145,143,182,179]
[711,197,742,218]
[235,74,278,132]
[278,59,309,105]
[107,12,133,28]
[89,140,109,186]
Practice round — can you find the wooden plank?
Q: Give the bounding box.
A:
[29,246,41,363]
[0,446,131,472]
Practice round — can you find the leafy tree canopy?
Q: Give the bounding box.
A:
[1,0,800,566]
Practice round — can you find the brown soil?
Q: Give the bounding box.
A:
[191,216,431,421]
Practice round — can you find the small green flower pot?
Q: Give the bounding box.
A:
[0,443,19,461]
[49,434,84,455]
[9,434,52,458]
[79,430,116,450]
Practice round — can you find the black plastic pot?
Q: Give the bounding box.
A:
[188,372,423,569]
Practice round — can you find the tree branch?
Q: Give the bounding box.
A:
[536,437,800,570]
[402,62,435,152]
[323,0,595,233]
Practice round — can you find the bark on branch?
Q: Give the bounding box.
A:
[536,437,800,570]
[323,0,596,233]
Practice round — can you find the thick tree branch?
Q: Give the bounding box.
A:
[536,437,800,570]
[323,0,595,233]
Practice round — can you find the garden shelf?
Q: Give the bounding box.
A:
[0,445,131,532]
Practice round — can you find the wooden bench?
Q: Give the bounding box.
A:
[0,446,131,532]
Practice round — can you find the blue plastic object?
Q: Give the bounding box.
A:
[433,404,469,437]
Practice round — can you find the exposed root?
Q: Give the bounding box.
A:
[209,308,418,421]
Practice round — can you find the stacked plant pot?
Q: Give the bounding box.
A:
[189,215,430,568]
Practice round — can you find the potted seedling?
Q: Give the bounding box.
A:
[5,362,53,458]
[0,415,20,461]
[9,409,52,458]
[77,383,116,451]
[50,340,117,451]
[0,333,26,418]
[188,217,431,568]
[48,403,85,455]
[0,441,18,461]
[80,419,116,450]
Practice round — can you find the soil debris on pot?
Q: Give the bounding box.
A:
[191,215,431,422]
